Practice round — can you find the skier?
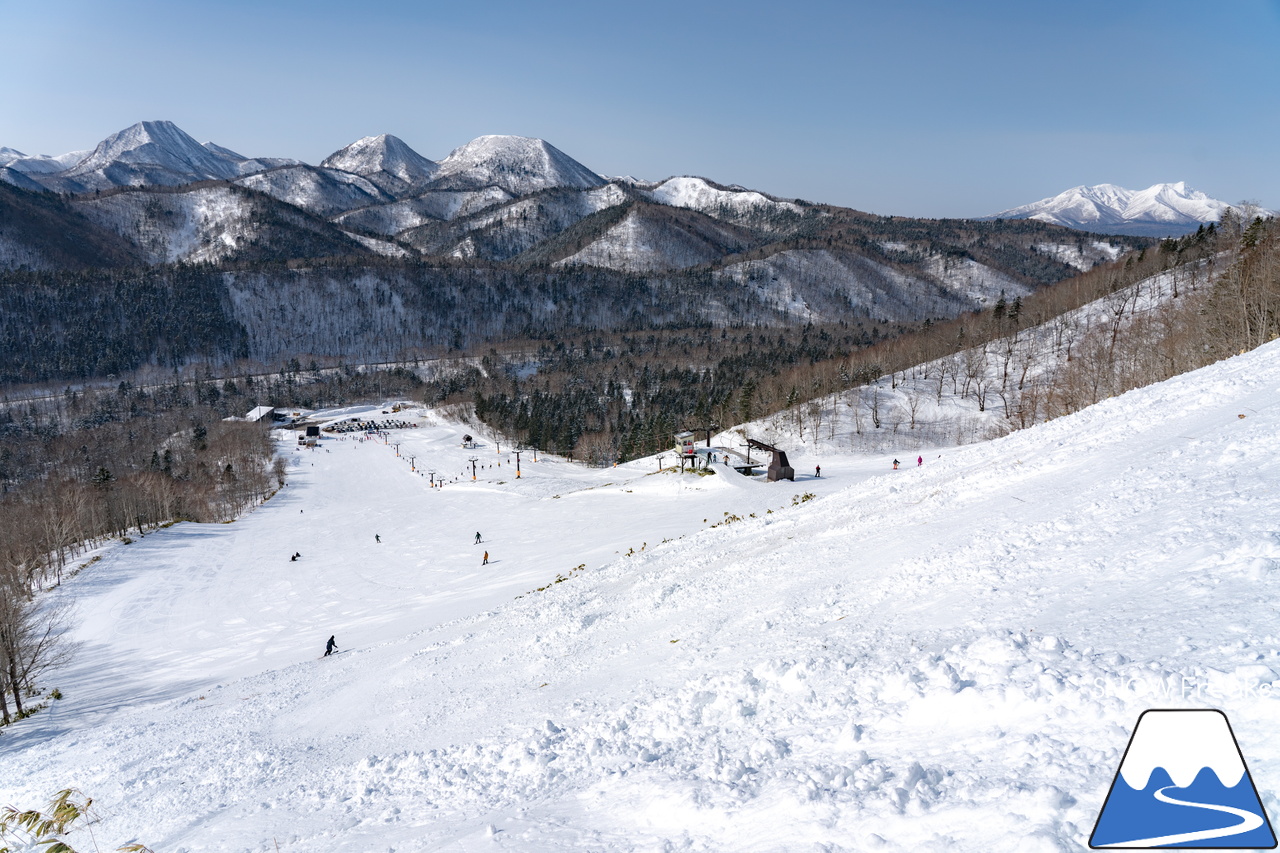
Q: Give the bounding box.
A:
[892,459,900,470]
[290,553,297,562]
[324,635,338,657]
[483,550,489,565]
[917,455,923,467]
[375,534,381,543]
[815,464,821,478]
[475,531,482,544]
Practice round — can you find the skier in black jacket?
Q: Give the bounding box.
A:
[324,635,338,657]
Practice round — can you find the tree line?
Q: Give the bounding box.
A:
[429,214,1274,463]
[0,379,278,727]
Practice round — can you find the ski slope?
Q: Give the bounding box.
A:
[3,343,1280,852]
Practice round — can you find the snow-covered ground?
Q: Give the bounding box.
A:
[3,342,1280,851]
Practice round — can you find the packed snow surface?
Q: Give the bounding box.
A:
[4,343,1280,851]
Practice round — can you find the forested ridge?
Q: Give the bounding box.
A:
[0,378,278,726]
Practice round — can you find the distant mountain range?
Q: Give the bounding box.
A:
[987,182,1273,237]
[0,121,1158,382]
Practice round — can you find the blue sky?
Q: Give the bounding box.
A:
[3,0,1277,217]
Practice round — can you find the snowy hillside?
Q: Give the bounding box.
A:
[3,332,1280,850]
[737,260,1202,458]
[403,184,630,260]
[0,146,88,175]
[989,181,1269,237]
[711,247,1035,324]
[645,176,801,217]
[66,186,372,265]
[74,186,262,265]
[235,166,392,218]
[553,204,753,272]
[333,187,516,234]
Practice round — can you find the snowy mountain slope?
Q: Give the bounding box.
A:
[743,258,1207,465]
[923,251,1034,307]
[645,175,801,218]
[707,239,1037,325]
[429,134,606,194]
[402,184,631,260]
[235,165,392,218]
[332,187,516,235]
[320,134,439,195]
[340,230,412,258]
[72,186,260,265]
[0,166,48,192]
[989,182,1267,237]
[201,141,300,176]
[1032,240,1125,271]
[4,339,1280,851]
[4,122,294,193]
[712,248,1022,323]
[71,185,373,265]
[0,147,89,175]
[0,180,142,270]
[553,203,756,271]
[49,120,247,191]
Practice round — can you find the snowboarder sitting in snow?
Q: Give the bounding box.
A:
[324,635,338,657]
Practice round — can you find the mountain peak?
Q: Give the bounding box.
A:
[988,181,1259,237]
[433,135,604,194]
[321,134,438,188]
[65,120,242,185]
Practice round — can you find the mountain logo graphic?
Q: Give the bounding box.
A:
[1090,709,1276,848]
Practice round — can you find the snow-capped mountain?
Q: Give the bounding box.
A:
[0,146,89,174]
[4,121,299,193]
[57,120,248,190]
[644,176,801,218]
[0,118,1151,331]
[320,134,439,195]
[429,135,605,195]
[988,182,1263,237]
